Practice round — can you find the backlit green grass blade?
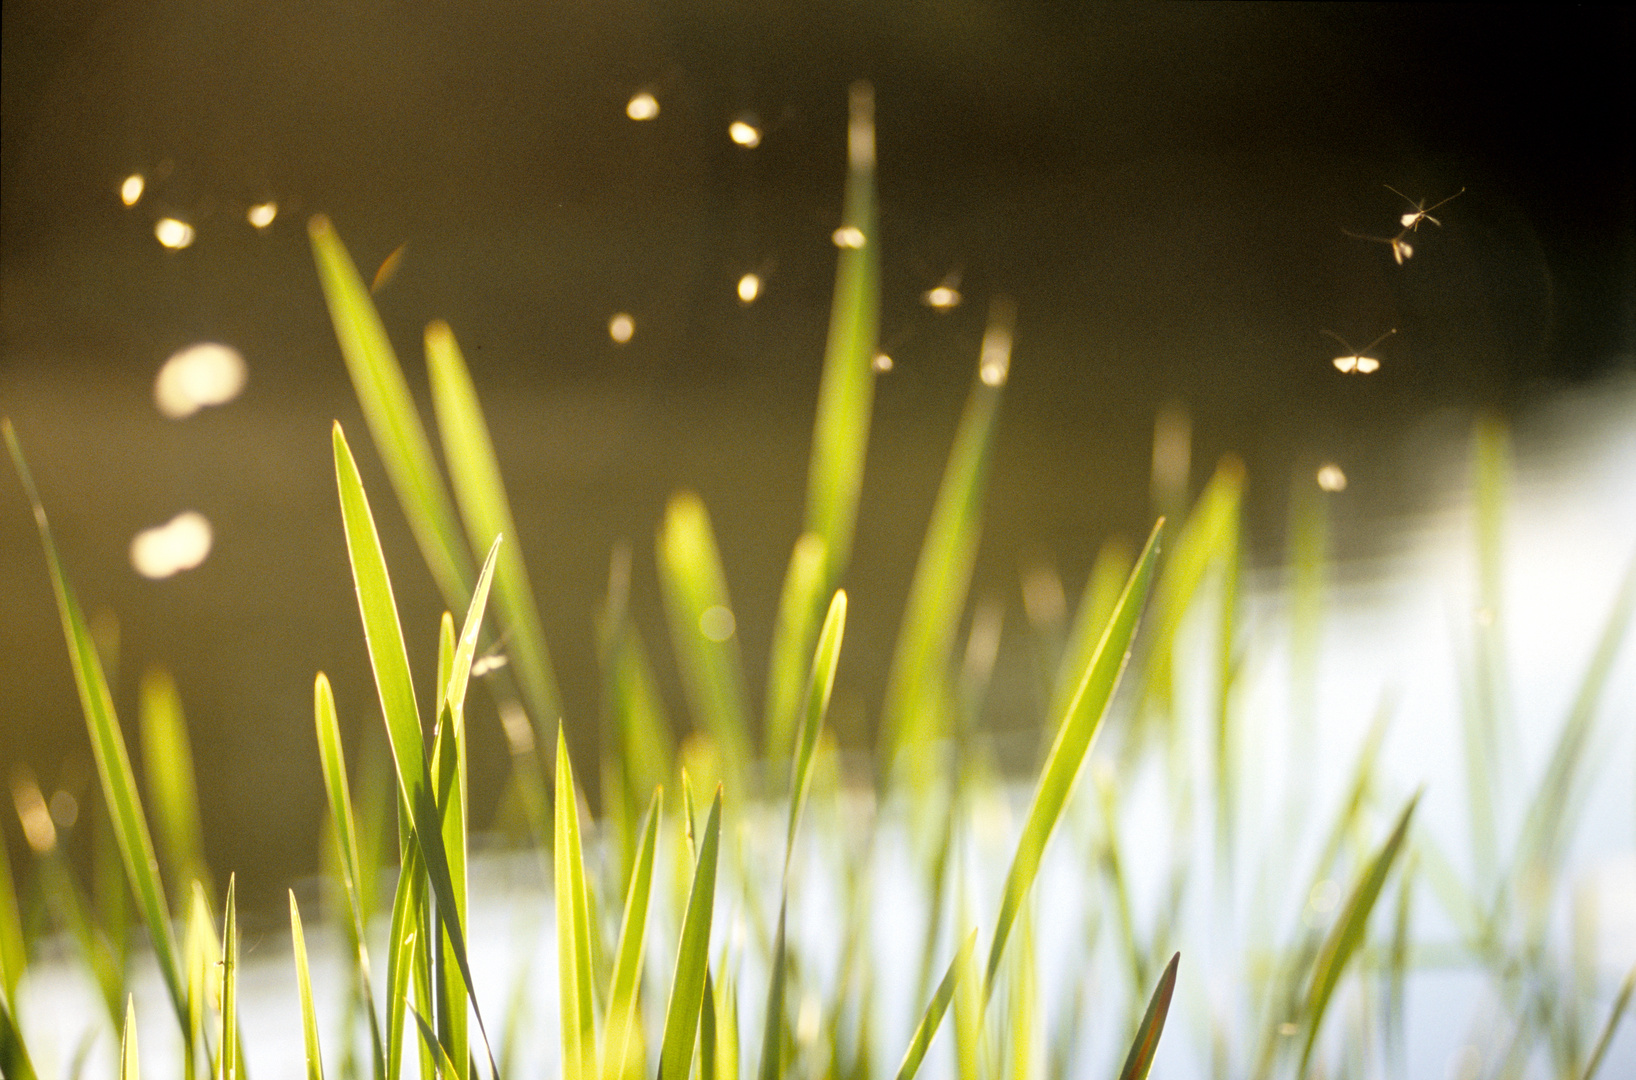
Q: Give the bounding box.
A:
[184,882,218,1080]
[1298,791,1421,1076]
[0,986,38,1080]
[314,673,388,1080]
[1115,952,1178,1080]
[1512,546,1636,906]
[659,788,723,1080]
[1004,907,1037,1080]
[333,421,499,1073]
[0,820,25,1003]
[785,590,847,861]
[4,419,187,1029]
[882,303,1013,769]
[608,623,675,814]
[757,903,790,1080]
[714,973,740,1080]
[431,694,470,1079]
[1140,457,1243,714]
[140,667,212,905]
[804,80,880,588]
[603,788,660,1080]
[1046,539,1133,736]
[764,534,829,768]
[411,1010,464,1080]
[893,929,976,1080]
[556,728,598,1080]
[384,841,424,1080]
[984,519,1162,998]
[1580,960,1635,1080]
[659,493,752,778]
[309,216,473,608]
[426,319,564,728]
[290,892,327,1080]
[121,996,140,1080]
[218,874,238,1080]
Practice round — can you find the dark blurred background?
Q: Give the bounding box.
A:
[3,1,1632,917]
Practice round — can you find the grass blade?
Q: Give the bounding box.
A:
[984,519,1163,998]
[309,216,473,608]
[785,590,847,862]
[218,874,238,1080]
[139,668,212,906]
[658,493,752,779]
[893,929,976,1080]
[0,813,26,1003]
[660,788,723,1080]
[384,841,425,1080]
[426,319,564,728]
[1046,539,1133,738]
[290,892,327,1080]
[121,995,140,1080]
[314,673,388,1080]
[4,419,187,1029]
[603,788,661,1080]
[1299,790,1422,1076]
[764,534,829,768]
[1115,952,1179,1080]
[804,80,881,588]
[333,421,500,1074]
[882,302,1013,772]
[183,882,219,1080]
[1580,960,1636,1080]
[0,986,38,1080]
[556,728,598,1080]
[411,1009,464,1080]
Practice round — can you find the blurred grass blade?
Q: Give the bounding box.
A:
[385,841,424,1080]
[714,974,740,1080]
[1299,791,1421,1076]
[426,319,563,727]
[1466,414,1511,888]
[4,419,187,1028]
[660,788,723,1080]
[985,519,1162,998]
[893,929,976,1080]
[1140,457,1243,713]
[1513,546,1636,898]
[804,80,880,588]
[764,534,829,767]
[757,903,789,1080]
[314,673,388,1080]
[785,590,847,861]
[659,494,752,778]
[0,819,24,1003]
[603,789,661,1080]
[556,728,598,1080]
[290,892,327,1080]
[1580,960,1635,1080]
[1046,539,1133,737]
[140,667,212,904]
[218,874,238,1080]
[882,301,1013,769]
[0,987,38,1080]
[1116,952,1179,1080]
[121,996,139,1080]
[309,216,473,607]
[184,882,219,1080]
[333,422,499,1074]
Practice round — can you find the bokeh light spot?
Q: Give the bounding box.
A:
[832,226,866,249]
[729,120,762,147]
[120,174,145,206]
[155,218,196,249]
[699,605,736,642]
[130,512,214,579]
[155,343,248,419]
[737,273,761,304]
[626,92,659,121]
[609,313,635,343]
[1317,463,1348,491]
[247,201,278,229]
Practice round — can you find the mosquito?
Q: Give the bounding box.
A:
[1386,185,1464,231]
[1342,227,1415,265]
[1323,328,1396,374]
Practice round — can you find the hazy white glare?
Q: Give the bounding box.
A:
[155,218,196,249]
[120,174,145,206]
[130,512,213,579]
[155,343,248,418]
[608,313,635,343]
[737,273,762,303]
[1151,403,1192,509]
[1317,463,1348,491]
[247,201,278,229]
[10,770,56,853]
[729,120,761,147]
[699,605,736,642]
[832,226,866,249]
[872,353,893,373]
[978,302,1015,387]
[626,92,659,120]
